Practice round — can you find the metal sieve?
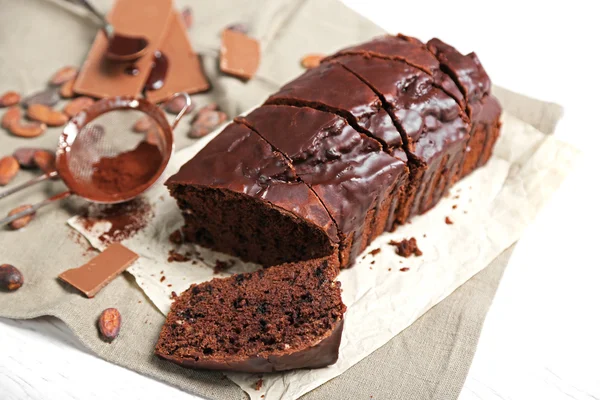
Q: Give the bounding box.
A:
[0,92,190,227]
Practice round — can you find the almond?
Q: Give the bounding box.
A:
[189,109,227,138]
[27,104,68,126]
[0,156,19,186]
[132,116,153,133]
[63,97,95,117]
[22,88,60,108]
[60,78,76,98]
[301,53,325,69]
[98,308,122,342]
[50,66,78,86]
[0,264,24,291]
[165,96,195,115]
[2,106,21,129]
[9,121,47,138]
[33,150,56,174]
[8,204,35,230]
[0,91,21,107]
[182,7,193,29]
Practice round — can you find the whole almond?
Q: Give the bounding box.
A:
[0,264,24,291]
[2,106,21,129]
[181,7,193,29]
[98,308,122,342]
[0,91,21,107]
[63,97,95,117]
[13,147,47,169]
[165,96,195,115]
[60,78,76,98]
[0,156,20,186]
[27,104,68,126]
[22,88,60,108]
[8,205,35,230]
[50,66,78,86]
[10,121,47,138]
[33,150,56,174]
[189,109,227,138]
[132,116,153,133]
[301,53,325,69]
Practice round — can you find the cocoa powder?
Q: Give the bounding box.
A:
[91,141,162,194]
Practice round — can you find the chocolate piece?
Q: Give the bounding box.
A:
[74,0,173,98]
[146,13,210,103]
[240,105,408,266]
[155,255,345,372]
[166,123,337,267]
[219,29,260,80]
[59,243,139,298]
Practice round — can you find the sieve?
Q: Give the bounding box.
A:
[0,92,191,227]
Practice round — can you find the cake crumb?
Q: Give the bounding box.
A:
[445,216,454,225]
[464,211,468,214]
[261,396,265,399]
[368,248,381,256]
[400,267,410,272]
[138,300,141,304]
[254,378,263,391]
[169,229,184,245]
[423,234,427,238]
[168,249,191,263]
[452,204,457,209]
[388,268,391,272]
[213,259,234,274]
[370,260,375,265]
[389,238,422,257]
[170,291,177,299]
[167,284,172,287]
[160,276,166,283]
[369,266,373,270]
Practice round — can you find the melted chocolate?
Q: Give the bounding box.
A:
[145,51,169,91]
[106,34,148,58]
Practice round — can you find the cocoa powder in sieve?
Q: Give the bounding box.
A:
[91,141,162,194]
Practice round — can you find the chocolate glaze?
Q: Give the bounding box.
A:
[157,320,343,373]
[330,54,469,163]
[426,38,491,116]
[166,123,338,243]
[106,34,148,58]
[265,62,403,149]
[240,105,408,263]
[327,34,466,110]
[145,51,169,91]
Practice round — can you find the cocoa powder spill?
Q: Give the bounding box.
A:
[78,198,154,245]
[91,141,162,194]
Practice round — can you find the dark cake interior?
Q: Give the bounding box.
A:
[155,255,345,372]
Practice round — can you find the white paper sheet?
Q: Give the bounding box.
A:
[69,112,579,400]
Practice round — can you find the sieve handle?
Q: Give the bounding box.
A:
[0,171,58,201]
[166,92,191,131]
[0,191,71,227]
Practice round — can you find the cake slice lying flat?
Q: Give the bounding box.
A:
[155,255,345,372]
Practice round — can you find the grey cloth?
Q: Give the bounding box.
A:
[0,0,563,399]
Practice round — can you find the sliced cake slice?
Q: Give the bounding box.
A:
[166,123,338,267]
[426,38,502,178]
[155,255,345,372]
[239,105,408,267]
[328,54,470,219]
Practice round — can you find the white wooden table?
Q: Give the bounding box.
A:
[2,1,599,399]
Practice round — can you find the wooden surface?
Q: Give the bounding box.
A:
[2,0,599,399]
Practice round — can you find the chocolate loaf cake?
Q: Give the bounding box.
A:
[167,33,501,268]
[155,255,345,372]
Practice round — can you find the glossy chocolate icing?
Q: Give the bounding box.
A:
[265,62,403,149]
[328,34,466,110]
[157,319,343,373]
[330,54,469,162]
[240,105,408,261]
[166,123,338,243]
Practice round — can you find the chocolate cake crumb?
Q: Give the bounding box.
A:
[168,249,190,263]
[370,260,375,265]
[254,378,263,391]
[400,267,410,272]
[160,276,166,283]
[452,204,457,209]
[213,260,234,274]
[170,291,177,299]
[389,238,422,258]
[368,248,381,256]
[169,229,184,245]
[388,268,391,272]
[445,216,454,225]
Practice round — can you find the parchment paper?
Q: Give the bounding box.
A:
[69,111,579,399]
